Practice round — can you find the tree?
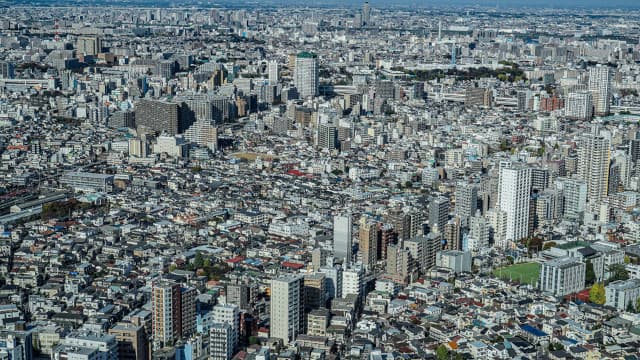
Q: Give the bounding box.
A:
[636,297,640,313]
[436,344,449,360]
[608,264,629,282]
[585,260,596,285]
[624,255,631,264]
[193,252,204,269]
[589,283,606,305]
[543,242,557,250]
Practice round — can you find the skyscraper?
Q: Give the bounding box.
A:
[268,60,279,84]
[76,35,102,55]
[589,65,612,116]
[333,215,352,265]
[209,323,234,360]
[577,133,611,204]
[270,276,304,344]
[294,52,318,98]
[362,1,371,25]
[498,162,532,245]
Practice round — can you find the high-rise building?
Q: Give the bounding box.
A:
[109,323,149,360]
[268,60,279,84]
[294,52,318,98]
[565,91,593,121]
[316,123,338,150]
[270,276,304,344]
[135,99,194,136]
[467,215,490,251]
[0,61,14,79]
[212,304,240,348]
[358,218,379,271]
[589,65,612,116]
[556,178,587,222]
[151,281,196,349]
[454,183,477,227]
[362,1,371,25]
[341,266,364,299]
[303,273,326,311]
[333,215,352,265]
[404,233,441,275]
[429,196,450,234]
[539,257,586,296]
[386,244,411,284]
[577,133,611,204]
[498,162,532,245]
[318,265,342,300]
[76,36,102,55]
[209,323,234,360]
[226,283,251,311]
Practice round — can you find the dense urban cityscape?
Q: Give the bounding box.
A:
[0,1,640,359]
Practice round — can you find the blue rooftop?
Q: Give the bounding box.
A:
[520,324,548,337]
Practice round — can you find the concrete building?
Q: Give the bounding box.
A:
[539,257,586,297]
[435,250,472,274]
[498,162,532,245]
[294,52,318,98]
[270,276,304,344]
[605,279,640,311]
[333,215,352,265]
[108,323,148,360]
[577,133,611,204]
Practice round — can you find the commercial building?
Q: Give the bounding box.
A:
[435,250,472,274]
[333,215,352,265]
[498,163,532,245]
[60,172,114,193]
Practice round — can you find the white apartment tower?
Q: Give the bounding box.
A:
[294,52,319,98]
[269,276,304,344]
[577,133,611,204]
[498,162,532,245]
[589,65,612,116]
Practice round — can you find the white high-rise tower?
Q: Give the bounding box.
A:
[498,162,532,245]
[294,52,319,98]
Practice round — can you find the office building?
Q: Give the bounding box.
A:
[318,265,342,300]
[342,266,364,299]
[294,52,318,98]
[306,308,330,336]
[498,163,532,245]
[577,133,611,204]
[539,257,586,297]
[304,273,326,311]
[270,276,304,344]
[386,244,411,284]
[333,215,352,265]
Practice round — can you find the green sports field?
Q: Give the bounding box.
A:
[492,262,541,285]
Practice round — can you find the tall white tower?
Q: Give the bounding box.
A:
[589,65,612,117]
[498,162,532,245]
[294,52,319,98]
[270,276,303,344]
[268,60,279,85]
[333,214,352,266]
